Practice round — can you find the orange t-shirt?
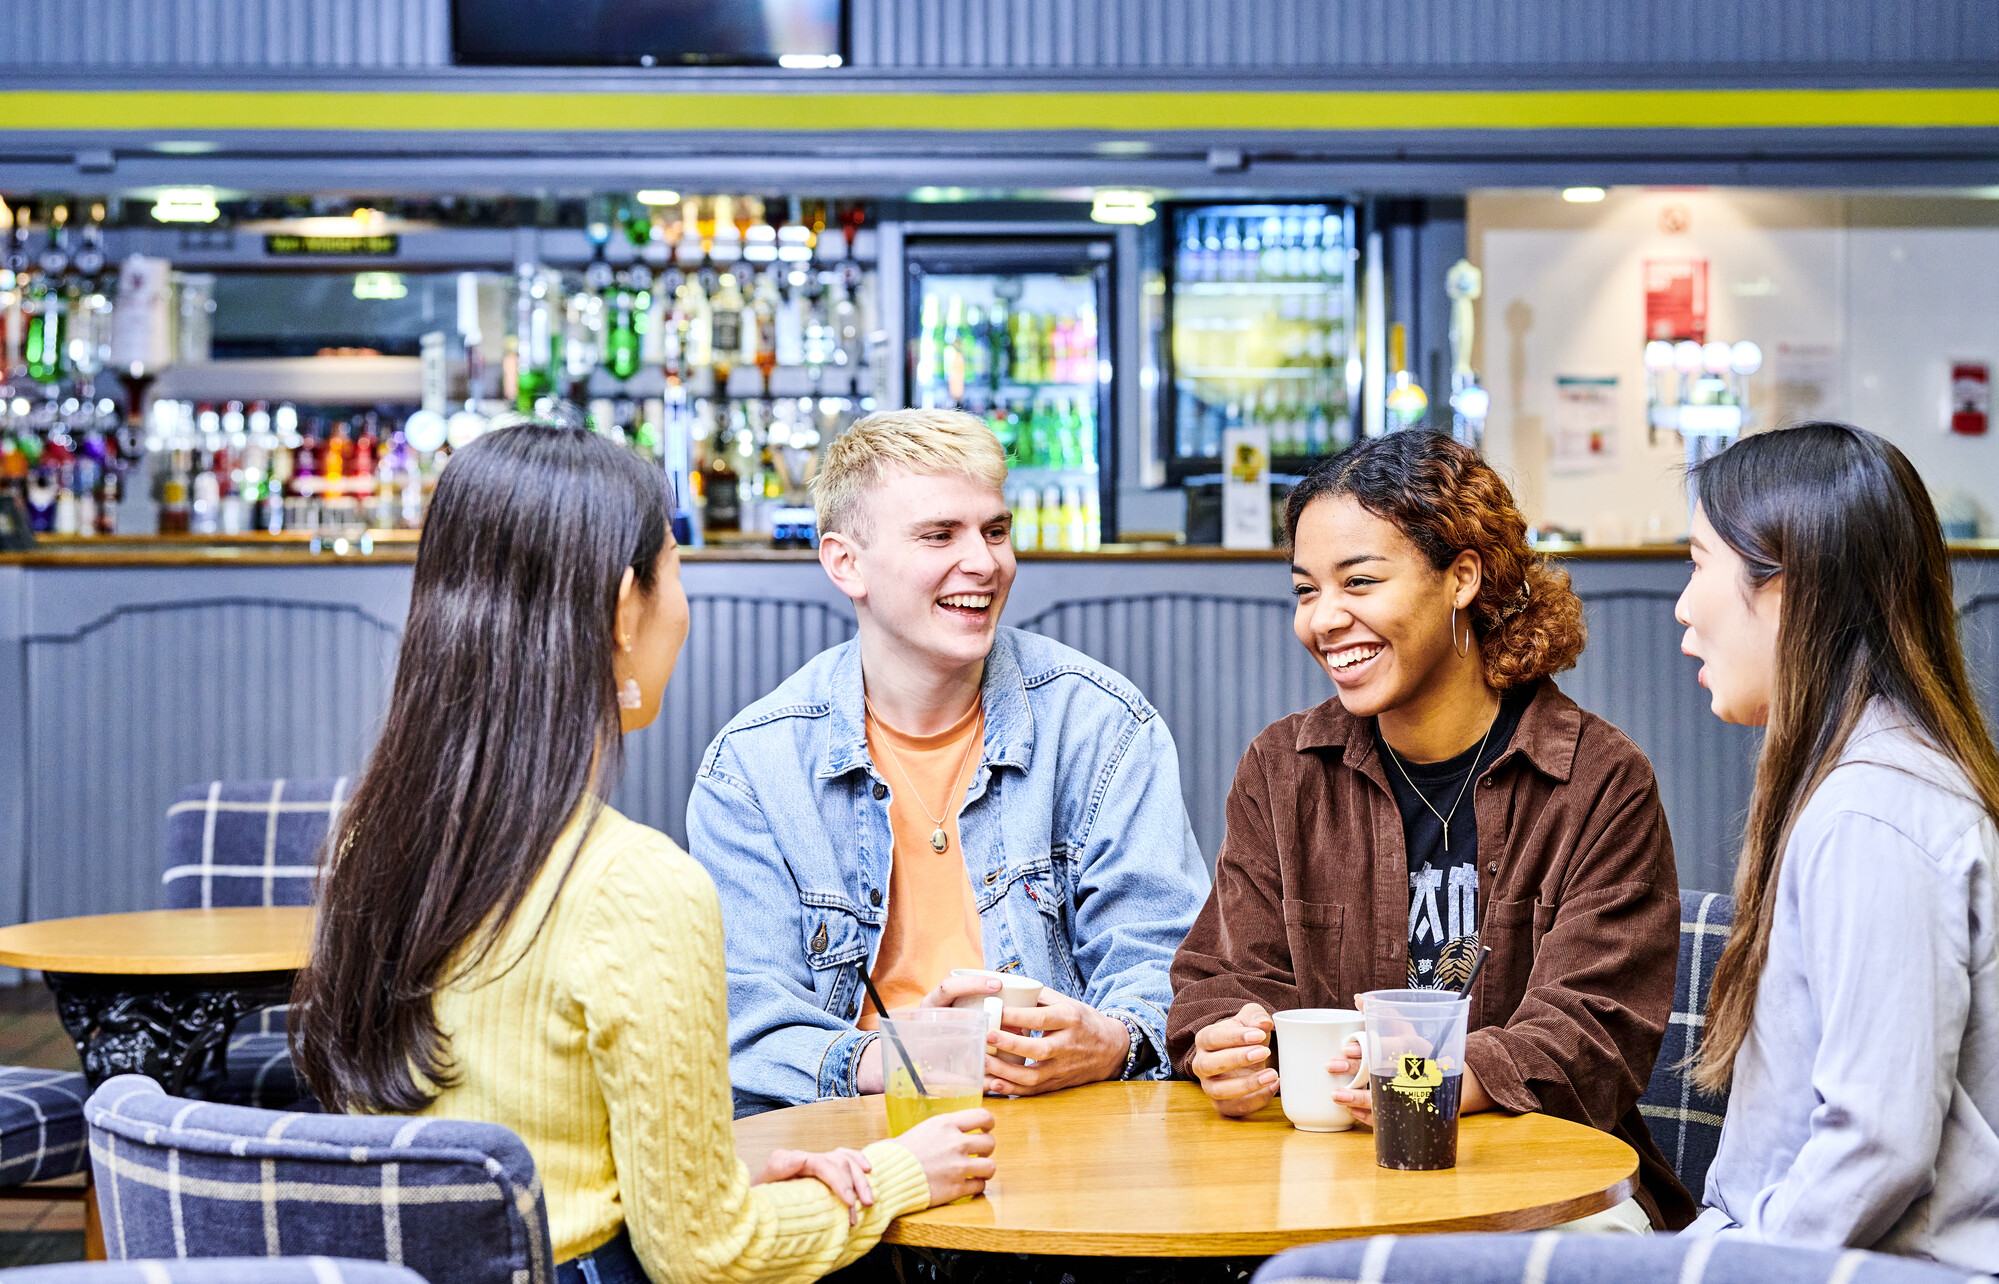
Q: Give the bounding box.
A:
[857,698,987,1029]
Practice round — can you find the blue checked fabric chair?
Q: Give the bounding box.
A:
[3,1259,428,1284]
[1636,889,1735,1199]
[86,1075,552,1284]
[1253,1233,1987,1284]
[161,777,350,1110]
[0,1065,92,1200]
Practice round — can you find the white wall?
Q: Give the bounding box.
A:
[1471,190,1999,542]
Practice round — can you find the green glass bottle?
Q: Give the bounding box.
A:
[604,286,641,383]
[24,285,63,384]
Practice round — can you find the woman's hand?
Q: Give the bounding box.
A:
[1189,1002,1278,1117]
[755,1147,877,1225]
[896,1109,999,1206]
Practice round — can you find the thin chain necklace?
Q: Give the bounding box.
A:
[865,697,984,854]
[1380,710,1498,853]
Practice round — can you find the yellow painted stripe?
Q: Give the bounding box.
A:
[4,87,1999,133]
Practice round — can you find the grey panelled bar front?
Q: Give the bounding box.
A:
[11,548,1999,947]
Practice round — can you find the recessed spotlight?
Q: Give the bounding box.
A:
[1562,187,1607,203]
[636,190,681,206]
[1091,190,1156,225]
[150,187,220,223]
[777,53,842,69]
[150,140,221,155]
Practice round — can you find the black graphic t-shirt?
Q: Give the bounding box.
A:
[1374,688,1529,990]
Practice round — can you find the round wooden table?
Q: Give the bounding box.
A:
[0,907,316,1094]
[734,1080,1638,1257]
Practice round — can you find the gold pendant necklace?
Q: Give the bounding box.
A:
[866,699,983,855]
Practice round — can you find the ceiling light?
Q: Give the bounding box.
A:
[353,272,408,301]
[1562,187,1607,203]
[636,189,681,206]
[1091,190,1156,225]
[151,188,220,223]
[150,140,220,155]
[777,53,842,69]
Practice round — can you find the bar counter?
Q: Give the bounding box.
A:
[10,536,1999,948]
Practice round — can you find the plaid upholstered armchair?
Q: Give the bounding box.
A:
[85,1075,552,1284]
[1635,890,1736,1199]
[1254,1233,1981,1284]
[4,1259,427,1284]
[160,777,350,1110]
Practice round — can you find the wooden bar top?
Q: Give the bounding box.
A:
[10,533,1999,568]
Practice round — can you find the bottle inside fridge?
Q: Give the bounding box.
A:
[904,237,1114,549]
[1165,203,1357,481]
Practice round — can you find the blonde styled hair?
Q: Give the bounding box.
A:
[813,408,1008,542]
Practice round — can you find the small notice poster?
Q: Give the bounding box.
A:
[1221,426,1273,549]
[1644,259,1708,343]
[1553,376,1621,474]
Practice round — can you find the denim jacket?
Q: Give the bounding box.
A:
[687,627,1210,1115]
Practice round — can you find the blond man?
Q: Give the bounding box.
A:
[688,409,1209,1114]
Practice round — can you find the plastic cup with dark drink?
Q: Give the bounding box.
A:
[1356,989,1472,1171]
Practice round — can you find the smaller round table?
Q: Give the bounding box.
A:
[735,1081,1638,1257]
[0,907,316,1095]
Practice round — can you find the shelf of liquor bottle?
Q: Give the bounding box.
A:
[150,358,425,405]
[1172,281,1350,296]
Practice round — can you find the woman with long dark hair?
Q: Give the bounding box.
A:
[293,424,994,1284]
[1677,422,1999,1266]
[1168,430,1693,1230]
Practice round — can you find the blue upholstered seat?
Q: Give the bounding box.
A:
[0,1064,91,1185]
[3,1259,429,1284]
[1636,889,1735,1199]
[162,777,348,1110]
[1253,1233,1983,1284]
[86,1075,552,1284]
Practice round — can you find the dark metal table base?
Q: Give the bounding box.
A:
[45,970,297,1097]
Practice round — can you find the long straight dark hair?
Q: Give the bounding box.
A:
[1692,422,1999,1092]
[292,423,668,1114]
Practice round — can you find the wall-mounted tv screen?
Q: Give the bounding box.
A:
[453,0,843,66]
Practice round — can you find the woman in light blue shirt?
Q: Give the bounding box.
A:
[1675,421,1999,1270]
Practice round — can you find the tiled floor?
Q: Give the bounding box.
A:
[0,985,89,1264]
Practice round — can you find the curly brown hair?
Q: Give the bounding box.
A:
[1283,431,1586,690]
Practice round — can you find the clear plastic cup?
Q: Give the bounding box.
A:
[1357,988,1472,1170]
[879,1007,987,1135]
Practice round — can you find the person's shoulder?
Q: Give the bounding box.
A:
[568,805,717,908]
[999,627,1156,723]
[1799,718,1992,870]
[1562,692,1659,786]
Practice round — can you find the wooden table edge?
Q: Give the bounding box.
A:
[880,1172,1640,1256]
[0,949,307,975]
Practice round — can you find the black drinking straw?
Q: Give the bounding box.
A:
[860,971,929,1097]
[1454,946,1493,998]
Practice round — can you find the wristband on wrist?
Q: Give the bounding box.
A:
[1110,1010,1148,1081]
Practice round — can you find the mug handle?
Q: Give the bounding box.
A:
[982,995,1004,1036]
[1344,1031,1371,1089]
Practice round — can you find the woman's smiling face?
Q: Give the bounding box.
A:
[1290,495,1477,719]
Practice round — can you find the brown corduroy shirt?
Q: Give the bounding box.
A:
[1167,678,1696,1230]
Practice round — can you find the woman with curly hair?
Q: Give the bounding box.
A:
[1168,429,1693,1231]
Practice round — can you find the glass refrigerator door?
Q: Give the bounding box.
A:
[1165,203,1356,480]
[905,242,1113,548]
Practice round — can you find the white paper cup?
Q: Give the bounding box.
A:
[1273,1008,1370,1132]
[950,968,1045,1064]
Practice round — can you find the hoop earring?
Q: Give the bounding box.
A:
[1453,607,1470,658]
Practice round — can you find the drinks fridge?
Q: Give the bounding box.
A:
[1165,202,1357,481]
[903,235,1115,550]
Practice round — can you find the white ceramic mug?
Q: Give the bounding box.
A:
[949,967,1045,1064]
[1272,1008,1371,1132]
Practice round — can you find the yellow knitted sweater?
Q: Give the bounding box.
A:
[418,804,928,1283]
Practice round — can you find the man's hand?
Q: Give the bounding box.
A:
[855,973,1005,1094]
[982,991,1130,1095]
[1328,1039,1493,1129]
[1189,1002,1278,1118]
[754,1147,876,1225]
